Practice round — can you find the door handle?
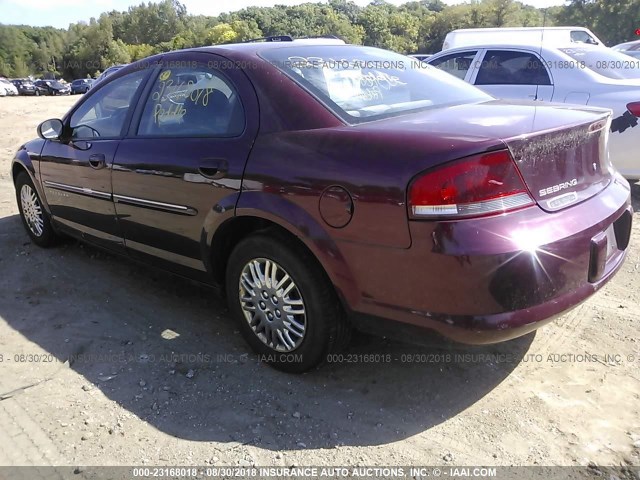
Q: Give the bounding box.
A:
[89,153,106,169]
[198,159,228,180]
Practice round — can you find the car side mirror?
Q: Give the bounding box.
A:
[37,118,64,140]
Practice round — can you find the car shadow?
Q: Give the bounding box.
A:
[0,213,534,450]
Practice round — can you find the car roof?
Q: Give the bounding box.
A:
[111,40,369,84]
[186,37,348,55]
[99,65,126,76]
[116,39,351,76]
[451,27,593,33]
[430,43,604,54]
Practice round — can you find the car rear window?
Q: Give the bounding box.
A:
[260,45,491,123]
[559,47,640,79]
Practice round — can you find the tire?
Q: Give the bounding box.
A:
[226,232,350,373]
[15,171,57,247]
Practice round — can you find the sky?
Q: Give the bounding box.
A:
[0,0,566,29]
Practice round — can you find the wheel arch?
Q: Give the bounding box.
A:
[205,195,360,311]
[11,157,35,184]
[11,145,52,215]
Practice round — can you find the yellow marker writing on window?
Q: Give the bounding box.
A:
[159,70,172,81]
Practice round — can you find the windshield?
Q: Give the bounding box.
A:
[260,45,491,123]
[559,47,640,79]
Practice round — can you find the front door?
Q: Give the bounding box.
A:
[39,68,150,250]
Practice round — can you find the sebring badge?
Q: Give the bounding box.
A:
[539,178,578,197]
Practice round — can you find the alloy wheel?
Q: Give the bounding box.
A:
[238,258,307,352]
[20,184,44,237]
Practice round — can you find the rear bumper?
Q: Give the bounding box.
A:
[343,175,632,344]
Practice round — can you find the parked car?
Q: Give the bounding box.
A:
[11,79,39,96]
[12,40,632,372]
[409,54,432,62]
[443,27,604,51]
[89,65,126,89]
[619,50,640,60]
[426,43,640,179]
[611,39,640,59]
[0,78,19,96]
[34,79,71,95]
[71,78,93,94]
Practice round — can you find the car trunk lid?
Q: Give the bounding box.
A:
[505,114,612,212]
[356,100,613,213]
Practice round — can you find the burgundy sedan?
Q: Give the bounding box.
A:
[11,39,632,372]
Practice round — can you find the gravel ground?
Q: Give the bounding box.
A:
[0,95,638,469]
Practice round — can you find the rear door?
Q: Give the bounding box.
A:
[470,49,554,101]
[111,52,259,275]
[39,68,150,251]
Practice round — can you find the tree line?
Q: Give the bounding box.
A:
[0,0,638,80]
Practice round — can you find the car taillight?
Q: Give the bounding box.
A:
[408,150,534,219]
[627,102,640,117]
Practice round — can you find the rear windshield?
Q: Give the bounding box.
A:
[260,45,491,123]
[559,47,640,79]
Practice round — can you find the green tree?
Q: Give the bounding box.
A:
[112,0,187,45]
[230,19,263,42]
[358,5,393,48]
[126,43,155,61]
[206,23,238,45]
[0,0,632,80]
[555,0,640,45]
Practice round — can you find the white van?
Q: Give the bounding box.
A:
[442,27,604,51]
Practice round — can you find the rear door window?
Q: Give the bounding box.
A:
[137,64,245,137]
[476,50,551,86]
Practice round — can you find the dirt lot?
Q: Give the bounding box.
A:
[0,95,638,469]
